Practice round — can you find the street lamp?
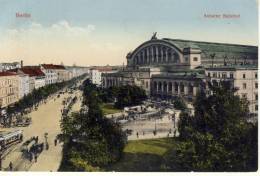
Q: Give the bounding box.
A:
[0,151,2,171]
[44,132,49,150]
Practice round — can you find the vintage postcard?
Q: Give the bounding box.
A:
[0,0,258,175]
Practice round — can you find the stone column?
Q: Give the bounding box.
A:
[146,48,150,65]
[166,83,168,95]
[151,47,154,64]
[173,82,176,95]
[156,46,159,63]
[193,86,197,96]
[161,48,164,63]
[178,82,181,96]
[184,84,188,95]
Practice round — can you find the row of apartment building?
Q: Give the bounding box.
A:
[0,63,89,110]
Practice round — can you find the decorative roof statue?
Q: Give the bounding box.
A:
[151,32,157,40]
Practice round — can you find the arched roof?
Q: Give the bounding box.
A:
[128,39,183,59]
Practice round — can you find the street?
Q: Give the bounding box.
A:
[0,87,83,171]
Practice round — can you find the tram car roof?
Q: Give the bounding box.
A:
[0,129,23,140]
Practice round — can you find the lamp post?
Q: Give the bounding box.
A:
[0,151,2,171]
[172,113,176,129]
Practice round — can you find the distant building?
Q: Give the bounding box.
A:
[40,64,59,85]
[66,66,89,78]
[0,61,22,72]
[90,66,117,86]
[18,66,46,92]
[54,65,70,83]
[17,73,30,99]
[0,72,20,108]
[205,65,258,116]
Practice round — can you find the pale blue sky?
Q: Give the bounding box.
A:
[0,0,258,66]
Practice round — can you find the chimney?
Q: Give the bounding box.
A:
[21,60,23,68]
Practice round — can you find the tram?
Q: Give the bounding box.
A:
[0,130,23,152]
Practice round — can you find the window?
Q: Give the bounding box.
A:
[222,72,227,78]
[208,72,211,77]
[185,57,188,62]
[193,57,198,61]
[255,83,258,89]
[243,73,246,79]
[243,83,247,89]
[255,73,258,79]
[255,94,258,101]
[213,72,217,78]
[230,73,234,79]
[242,93,247,99]
[255,105,258,111]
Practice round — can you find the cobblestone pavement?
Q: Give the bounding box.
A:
[1,88,83,171]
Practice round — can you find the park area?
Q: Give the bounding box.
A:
[100,103,122,115]
[106,138,178,171]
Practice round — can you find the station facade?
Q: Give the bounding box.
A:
[102,34,258,115]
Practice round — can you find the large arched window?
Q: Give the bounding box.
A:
[153,46,157,63]
[153,81,157,90]
[131,43,181,65]
[180,83,184,94]
[162,47,166,63]
[188,83,193,94]
[163,82,167,92]
[168,82,172,92]
[144,49,147,64]
[174,82,178,93]
[158,82,162,91]
[158,46,162,63]
[167,49,172,63]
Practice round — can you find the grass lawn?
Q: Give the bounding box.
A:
[101,103,122,115]
[106,138,179,171]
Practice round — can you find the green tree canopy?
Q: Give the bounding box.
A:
[168,81,257,171]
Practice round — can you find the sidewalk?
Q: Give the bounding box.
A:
[29,141,63,171]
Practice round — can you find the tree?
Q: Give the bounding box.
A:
[173,97,187,111]
[115,85,147,109]
[60,79,126,171]
[168,81,258,171]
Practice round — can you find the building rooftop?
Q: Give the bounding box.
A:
[205,64,258,71]
[41,64,66,70]
[152,72,205,80]
[0,71,17,77]
[161,38,258,62]
[20,66,45,77]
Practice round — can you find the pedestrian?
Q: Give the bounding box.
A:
[35,136,39,143]
[34,154,38,163]
[29,153,33,162]
[54,139,57,146]
[46,143,49,150]
[9,162,13,171]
